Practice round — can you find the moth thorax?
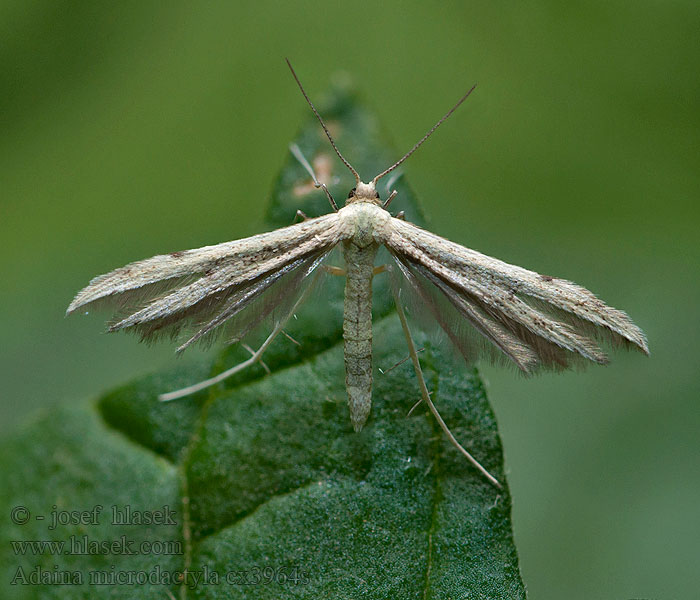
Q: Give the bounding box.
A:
[349,181,380,205]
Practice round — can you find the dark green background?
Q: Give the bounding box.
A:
[1,1,698,598]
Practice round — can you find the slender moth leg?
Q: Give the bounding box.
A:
[374,264,424,374]
[289,143,339,211]
[159,273,320,402]
[390,280,502,488]
[294,209,309,223]
[242,342,271,374]
[282,330,301,346]
[379,347,424,375]
[407,396,423,417]
[382,190,398,209]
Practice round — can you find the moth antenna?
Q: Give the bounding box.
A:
[372,83,477,184]
[286,59,361,185]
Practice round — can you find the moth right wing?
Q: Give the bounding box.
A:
[384,217,648,374]
[67,212,349,350]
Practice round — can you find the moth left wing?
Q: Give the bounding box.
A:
[384,218,648,373]
[67,212,348,350]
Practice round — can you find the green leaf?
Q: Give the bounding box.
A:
[0,80,526,599]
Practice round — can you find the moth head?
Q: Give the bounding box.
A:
[347,181,381,205]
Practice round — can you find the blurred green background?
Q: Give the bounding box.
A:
[1,1,698,598]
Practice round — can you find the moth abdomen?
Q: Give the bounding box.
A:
[342,241,378,431]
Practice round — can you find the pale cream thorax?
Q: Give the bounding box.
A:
[337,182,392,248]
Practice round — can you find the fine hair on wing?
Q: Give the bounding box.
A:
[386,252,521,373]
[105,250,329,354]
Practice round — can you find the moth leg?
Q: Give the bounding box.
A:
[390,284,502,489]
[407,396,423,417]
[282,330,301,346]
[378,347,424,375]
[159,275,317,402]
[382,171,403,208]
[159,319,288,401]
[293,209,309,223]
[323,265,346,277]
[383,190,398,209]
[242,342,270,374]
[289,143,339,211]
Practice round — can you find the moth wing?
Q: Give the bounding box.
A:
[384,218,648,373]
[67,212,341,314]
[386,253,540,371]
[67,213,348,350]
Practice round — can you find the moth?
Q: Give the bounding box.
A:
[68,62,648,487]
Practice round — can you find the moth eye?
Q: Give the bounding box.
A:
[374,191,380,199]
[347,187,356,199]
